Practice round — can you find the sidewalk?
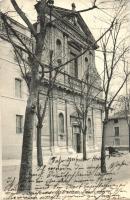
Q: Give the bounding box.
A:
[2,151,101,167]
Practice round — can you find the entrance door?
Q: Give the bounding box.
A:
[76,134,81,153]
[73,125,81,153]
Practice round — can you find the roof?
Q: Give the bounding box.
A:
[0,12,31,40]
[109,110,129,120]
[53,6,96,41]
[0,12,28,31]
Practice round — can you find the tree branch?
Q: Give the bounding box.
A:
[10,0,37,38]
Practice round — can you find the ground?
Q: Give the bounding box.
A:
[2,152,130,200]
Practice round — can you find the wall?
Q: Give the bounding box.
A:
[105,118,129,148]
[0,40,28,159]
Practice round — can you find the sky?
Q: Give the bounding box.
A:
[0,0,130,96]
[0,0,120,37]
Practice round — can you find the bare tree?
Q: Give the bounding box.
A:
[0,0,99,191]
[100,8,129,173]
[36,50,62,167]
[69,59,102,160]
[0,0,119,192]
[1,0,49,192]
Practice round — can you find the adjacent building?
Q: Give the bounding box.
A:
[0,3,104,160]
[0,15,30,159]
[105,112,129,150]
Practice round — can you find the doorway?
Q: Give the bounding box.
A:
[73,125,81,153]
[76,134,81,153]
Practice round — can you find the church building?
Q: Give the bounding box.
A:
[0,3,104,160]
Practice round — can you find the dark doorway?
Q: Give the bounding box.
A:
[76,134,81,153]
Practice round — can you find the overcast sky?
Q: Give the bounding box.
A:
[0,0,120,37]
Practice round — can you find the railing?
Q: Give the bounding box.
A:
[56,71,82,91]
[43,71,103,99]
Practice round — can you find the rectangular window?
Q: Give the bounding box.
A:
[114,127,119,137]
[15,78,22,98]
[70,52,78,78]
[16,115,23,133]
[114,118,118,123]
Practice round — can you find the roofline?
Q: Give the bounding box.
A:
[0,12,29,31]
[52,6,97,44]
[108,116,126,120]
[34,3,98,48]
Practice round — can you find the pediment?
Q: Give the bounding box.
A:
[34,3,97,47]
[52,6,96,44]
[66,15,86,36]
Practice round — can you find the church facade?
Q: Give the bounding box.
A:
[0,3,104,160]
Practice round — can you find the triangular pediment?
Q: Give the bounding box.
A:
[52,6,96,45]
[67,15,87,36]
[34,3,97,47]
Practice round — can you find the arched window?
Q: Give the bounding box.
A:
[85,57,88,63]
[56,39,62,63]
[85,57,89,69]
[56,39,62,50]
[85,57,89,81]
[59,113,64,134]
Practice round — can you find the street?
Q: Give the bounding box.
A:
[2,152,130,200]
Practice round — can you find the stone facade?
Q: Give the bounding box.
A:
[0,4,104,160]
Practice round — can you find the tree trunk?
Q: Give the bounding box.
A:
[17,95,36,192]
[83,132,87,160]
[101,120,107,173]
[37,124,43,167]
[18,43,42,192]
[128,124,130,152]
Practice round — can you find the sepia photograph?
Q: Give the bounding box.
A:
[0,0,130,199]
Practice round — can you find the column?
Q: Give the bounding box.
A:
[0,94,2,192]
[65,100,68,149]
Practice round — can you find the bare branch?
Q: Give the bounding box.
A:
[10,0,37,38]
[1,13,32,55]
[108,73,130,109]
[48,1,98,25]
